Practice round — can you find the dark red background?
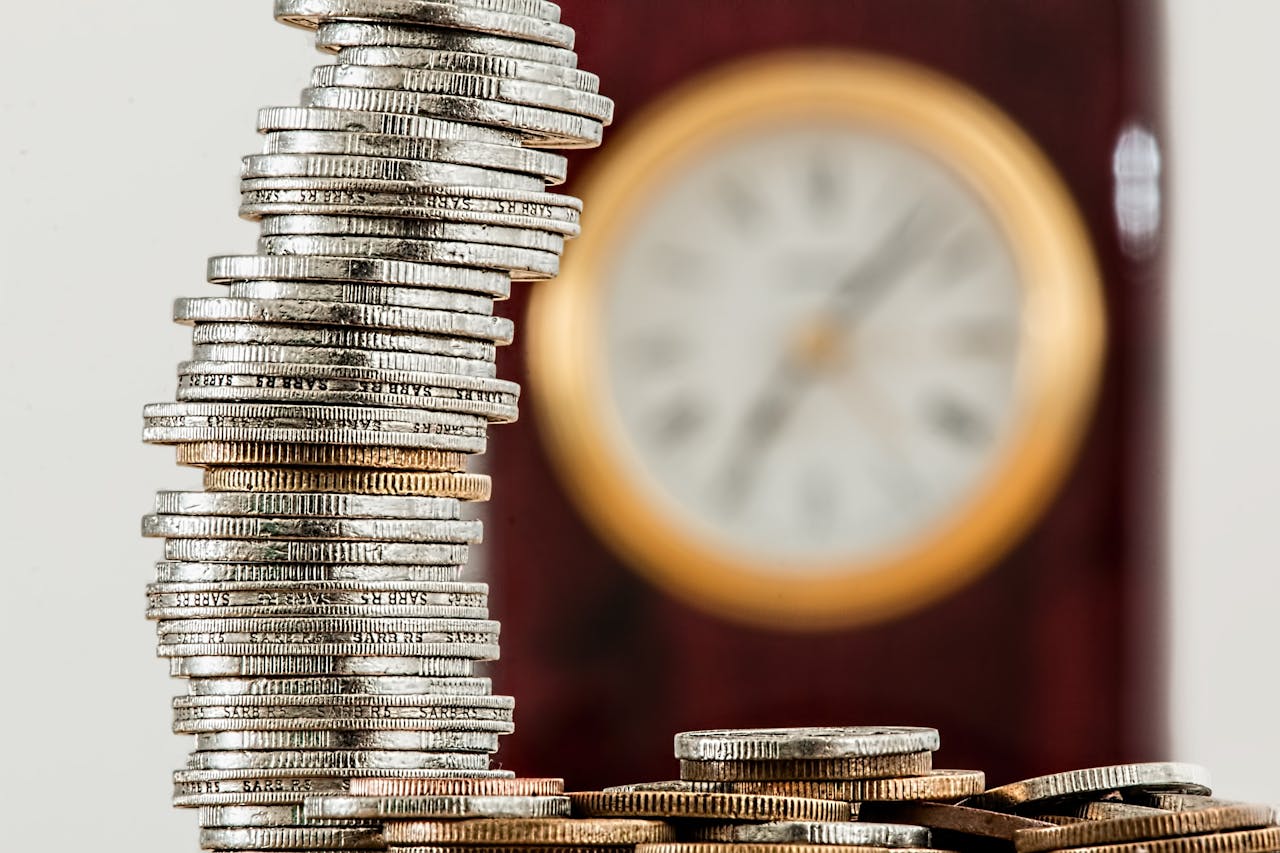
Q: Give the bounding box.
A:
[487,0,1166,790]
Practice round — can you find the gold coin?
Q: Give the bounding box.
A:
[1016,806,1279,853]
[385,818,674,846]
[681,752,932,782]
[1054,828,1280,853]
[351,778,564,797]
[569,791,850,822]
[178,442,467,471]
[204,467,492,500]
[730,770,984,802]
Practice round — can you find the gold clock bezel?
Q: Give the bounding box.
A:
[527,52,1105,631]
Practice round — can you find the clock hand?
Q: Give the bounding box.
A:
[713,204,934,511]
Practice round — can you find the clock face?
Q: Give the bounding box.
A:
[603,123,1023,568]
[529,53,1103,628]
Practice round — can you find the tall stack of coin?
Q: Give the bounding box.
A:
[140,2,610,851]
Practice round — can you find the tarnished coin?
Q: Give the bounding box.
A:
[203,468,492,500]
[208,252,512,296]
[568,791,851,822]
[176,441,469,471]
[1055,802,1169,821]
[636,845,939,853]
[142,513,484,543]
[1015,804,1279,853]
[675,728,941,762]
[201,825,384,850]
[153,491,462,519]
[965,764,1214,811]
[154,562,467,584]
[860,802,1057,842]
[195,729,499,752]
[681,752,932,781]
[161,539,470,565]
[689,822,930,847]
[306,793,572,820]
[174,297,516,343]
[187,749,490,772]
[606,781,729,794]
[189,344,497,379]
[1026,829,1280,853]
[315,22,579,69]
[227,280,496,314]
[275,0,576,49]
[197,804,373,824]
[1129,794,1243,811]
[384,818,675,845]
[336,47,599,92]
[199,804,378,828]
[170,655,475,679]
[187,674,490,697]
[350,777,564,797]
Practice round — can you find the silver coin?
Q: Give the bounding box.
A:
[674,727,942,761]
[200,825,384,850]
[155,562,468,584]
[189,343,497,378]
[964,763,1214,811]
[187,750,491,771]
[144,401,488,434]
[158,616,497,636]
[228,280,495,314]
[302,85,603,148]
[259,233,561,278]
[275,0,575,49]
[159,539,471,565]
[311,65,613,123]
[151,604,487,620]
[315,22,578,68]
[285,0,564,26]
[256,214,566,252]
[305,793,571,820]
[692,822,932,847]
[188,675,490,697]
[241,152,545,191]
[261,130,568,183]
[240,183,581,236]
[171,714,515,734]
[258,105,523,145]
[173,767,513,807]
[199,804,379,828]
[175,297,515,342]
[190,323,498,361]
[194,729,499,751]
[153,491,463,519]
[170,655,475,678]
[142,513,484,543]
[207,252,511,297]
[149,581,488,608]
[159,641,499,660]
[175,361,520,422]
[336,46,598,92]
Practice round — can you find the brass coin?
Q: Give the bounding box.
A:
[731,770,984,803]
[569,791,850,822]
[204,467,492,500]
[1015,805,1279,853]
[1132,794,1243,812]
[385,818,675,845]
[352,777,565,797]
[1049,828,1280,853]
[179,441,467,471]
[636,845,941,853]
[681,752,932,782]
[861,802,1057,841]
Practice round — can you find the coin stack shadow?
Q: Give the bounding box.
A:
[140,2,610,852]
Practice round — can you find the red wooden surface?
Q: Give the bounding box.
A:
[487,0,1166,789]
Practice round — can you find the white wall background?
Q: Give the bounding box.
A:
[0,2,1276,850]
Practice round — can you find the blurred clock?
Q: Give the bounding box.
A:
[528,54,1104,628]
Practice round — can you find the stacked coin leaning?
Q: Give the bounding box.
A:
[140,1,610,851]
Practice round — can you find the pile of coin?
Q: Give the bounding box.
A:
[139,2,610,851]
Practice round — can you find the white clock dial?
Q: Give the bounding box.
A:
[600,123,1023,569]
